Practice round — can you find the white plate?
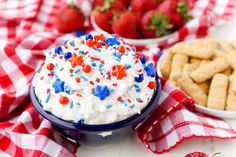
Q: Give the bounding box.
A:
[90,14,175,46]
[157,53,236,119]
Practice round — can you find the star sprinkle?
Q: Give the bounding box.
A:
[52,78,65,93]
[106,36,120,46]
[69,54,83,68]
[112,65,127,80]
[94,85,110,101]
[55,46,63,54]
[140,56,147,64]
[144,63,156,77]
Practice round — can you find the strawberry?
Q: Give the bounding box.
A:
[156,0,192,29]
[141,10,173,38]
[94,10,114,33]
[56,4,85,33]
[112,11,140,39]
[131,0,162,14]
[185,152,209,157]
[94,0,126,33]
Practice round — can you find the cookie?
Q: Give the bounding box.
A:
[169,54,188,84]
[190,58,229,83]
[226,75,236,111]
[207,74,229,110]
[178,74,208,106]
[160,50,174,78]
[170,41,214,59]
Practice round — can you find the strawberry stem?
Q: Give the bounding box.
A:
[176,1,192,21]
[96,0,113,12]
[147,12,173,37]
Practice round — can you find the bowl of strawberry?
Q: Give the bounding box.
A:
[91,0,192,46]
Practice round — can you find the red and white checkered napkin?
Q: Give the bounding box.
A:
[1,0,236,156]
[137,78,236,154]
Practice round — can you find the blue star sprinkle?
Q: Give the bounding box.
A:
[106,36,120,46]
[64,52,72,60]
[135,74,144,83]
[85,34,93,40]
[94,85,110,101]
[140,56,147,64]
[144,63,156,77]
[52,78,65,93]
[55,46,63,54]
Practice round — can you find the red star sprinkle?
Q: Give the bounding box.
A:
[69,54,83,68]
[112,65,127,80]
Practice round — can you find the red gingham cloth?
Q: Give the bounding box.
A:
[1,0,236,156]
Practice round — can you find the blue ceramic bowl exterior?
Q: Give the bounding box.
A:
[30,75,161,146]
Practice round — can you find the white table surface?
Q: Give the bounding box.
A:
[77,14,236,157]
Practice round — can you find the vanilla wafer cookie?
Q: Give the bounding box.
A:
[160,50,174,78]
[190,58,229,83]
[178,74,208,106]
[169,54,188,84]
[170,42,214,59]
[226,75,236,111]
[207,74,229,110]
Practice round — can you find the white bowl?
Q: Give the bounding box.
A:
[157,53,236,119]
[90,14,175,46]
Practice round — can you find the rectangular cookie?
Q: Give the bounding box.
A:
[160,50,174,79]
[226,75,236,111]
[178,74,208,106]
[169,54,188,84]
[207,74,229,110]
[190,58,229,83]
[170,41,214,59]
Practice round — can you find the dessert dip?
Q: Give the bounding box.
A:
[33,34,157,124]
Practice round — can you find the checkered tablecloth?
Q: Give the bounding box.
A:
[1,0,236,156]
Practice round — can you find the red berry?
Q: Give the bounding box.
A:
[148,81,156,89]
[46,63,55,70]
[59,96,69,105]
[131,0,160,14]
[83,65,92,73]
[185,152,208,157]
[94,10,113,33]
[156,0,192,29]
[112,11,141,39]
[56,4,85,33]
[141,10,173,38]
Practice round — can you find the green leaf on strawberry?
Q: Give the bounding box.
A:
[96,0,113,12]
[176,1,192,21]
[148,12,173,37]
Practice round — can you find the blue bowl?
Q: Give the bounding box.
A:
[30,75,161,146]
